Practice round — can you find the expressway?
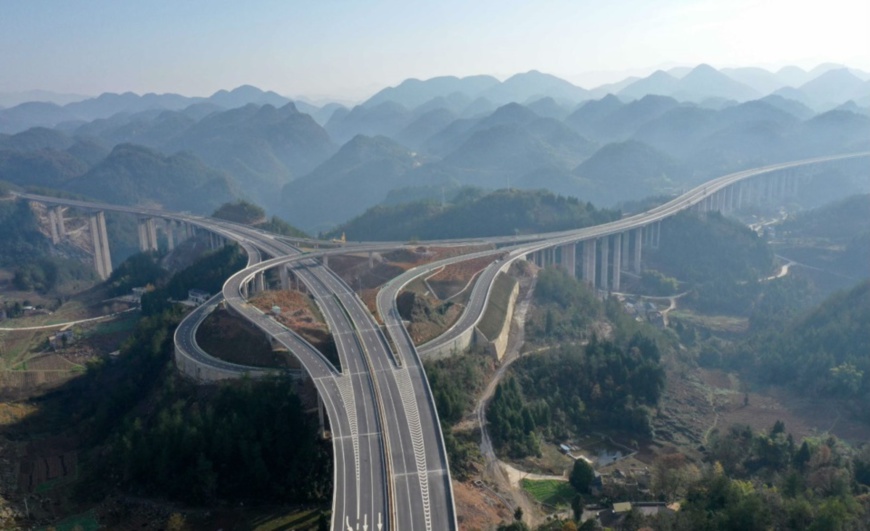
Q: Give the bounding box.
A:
[14,150,868,530]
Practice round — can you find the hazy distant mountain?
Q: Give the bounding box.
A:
[0,90,89,108]
[363,75,499,108]
[526,97,572,120]
[169,103,335,208]
[0,127,76,152]
[618,70,680,100]
[413,94,473,115]
[574,140,688,205]
[0,102,79,133]
[420,102,539,156]
[564,94,625,137]
[0,129,93,189]
[795,69,868,109]
[281,135,418,231]
[793,110,870,155]
[632,106,718,158]
[208,85,291,109]
[481,70,590,105]
[623,64,760,103]
[720,67,786,95]
[591,95,681,140]
[83,109,197,148]
[0,85,305,135]
[395,108,457,150]
[65,143,238,214]
[311,103,348,126]
[325,101,412,144]
[774,66,812,87]
[460,97,497,118]
[757,95,815,120]
[587,77,638,99]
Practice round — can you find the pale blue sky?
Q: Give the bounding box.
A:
[2,0,868,101]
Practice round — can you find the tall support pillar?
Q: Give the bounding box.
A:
[280,266,290,290]
[582,240,596,288]
[632,228,643,274]
[611,234,622,292]
[561,243,576,277]
[598,237,609,291]
[138,218,158,252]
[48,208,60,244]
[89,213,109,280]
[649,221,662,249]
[147,218,158,251]
[256,272,265,292]
[620,232,630,270]
[165,220,175,251]
[138,219,149,252]
[97,211,112,278]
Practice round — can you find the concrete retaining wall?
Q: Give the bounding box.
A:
[174,344,277,383]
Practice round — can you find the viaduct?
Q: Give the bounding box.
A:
[14,151,869,530]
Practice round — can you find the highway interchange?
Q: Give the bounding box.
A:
[14,150,869,530]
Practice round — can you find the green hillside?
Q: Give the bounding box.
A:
[64,143,239,214]
[329,188,619,241]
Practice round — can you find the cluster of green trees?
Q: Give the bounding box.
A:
[330,188,620,241]
[424,346,492,479]
[735,279,870,402]
[111,377,331,504]
[213,200,309,238]
[527,268,604,342]
[657,422,870,530]
[105,251,165,296]
[141,244,247,315]
[649,211,773,313]
[12,245,332,509]
[488,334,665,458]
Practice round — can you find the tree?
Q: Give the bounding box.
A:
[514,506,524,522]
[570,459,595,494]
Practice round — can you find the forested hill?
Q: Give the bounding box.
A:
[327,188,620,241]
[743,279,870,401]
[781,193,870,241]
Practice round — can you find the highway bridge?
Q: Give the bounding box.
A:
[14,151,868,530]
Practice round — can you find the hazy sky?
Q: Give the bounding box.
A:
[3,0,868,102]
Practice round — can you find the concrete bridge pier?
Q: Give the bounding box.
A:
[611,233,622,291]
[256,272,265,293]
[621,230,630,270]
[165,220,175,251]
[280,265,290,290]
[89,211,112,280]
[598,237,609,291]
[138,218,159,252]
[48,206,66,244]
[561,243,576,277]
[631,228,642,274]
[582,240,596,288]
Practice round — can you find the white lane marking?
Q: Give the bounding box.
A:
[336,375,361,517]
[394,368,432,531]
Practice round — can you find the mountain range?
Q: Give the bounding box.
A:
[2,63,868,234]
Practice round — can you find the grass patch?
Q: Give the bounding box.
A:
[81,313,139,337]
[669,310,748,334]
[521,478,575,507]
[477,272,517,341]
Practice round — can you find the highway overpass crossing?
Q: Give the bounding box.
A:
[14,150,868,530]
